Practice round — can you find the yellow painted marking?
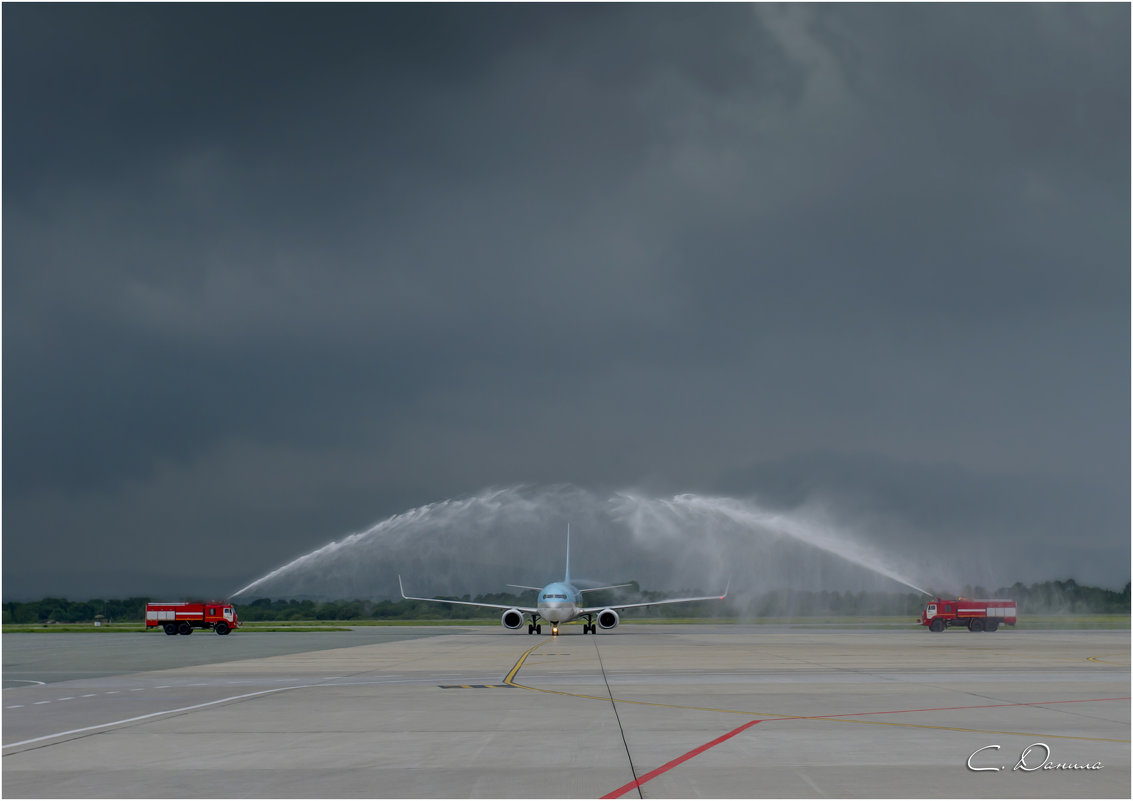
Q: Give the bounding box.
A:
[506,640,811,717]
[502,640,1130,743]
[507,678,763,715]
[1087,654,1130,666]
[503,640,548,684]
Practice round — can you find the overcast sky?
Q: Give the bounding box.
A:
[4,4,1128,601]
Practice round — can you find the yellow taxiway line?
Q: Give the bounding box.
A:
[501,639,1130,744]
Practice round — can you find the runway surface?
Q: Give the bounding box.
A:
[3,625,1129,798]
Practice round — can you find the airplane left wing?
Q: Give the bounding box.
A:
[580,583,728,615]
[399,576,537,613]
[577,583,635,594]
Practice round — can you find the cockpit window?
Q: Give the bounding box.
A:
[541,593,568,600]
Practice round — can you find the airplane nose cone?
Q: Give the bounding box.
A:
[539,602,572,624]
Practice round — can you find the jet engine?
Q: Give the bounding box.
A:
[597,608,620,630]
[501,608,525,630]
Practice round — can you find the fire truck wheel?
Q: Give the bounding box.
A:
[163,623,177,636]
[178,622,193,635]
[968,619,984,632]
[215,622,230,635]
[986,621,999,632]
[929,619,944,632]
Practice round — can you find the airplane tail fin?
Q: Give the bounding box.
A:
[564,523,571,585]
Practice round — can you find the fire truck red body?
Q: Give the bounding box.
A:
[920,597,1016,632]
[145,602,240,636]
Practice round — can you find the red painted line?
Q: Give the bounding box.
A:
[601,719,761,799]
[599,697,1127,797]
[769,696,1131,722]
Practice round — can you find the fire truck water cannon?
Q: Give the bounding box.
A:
[145,602,240,636]
[919,597,1017,632]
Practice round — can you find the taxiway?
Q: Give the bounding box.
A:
[3,625,1129,797]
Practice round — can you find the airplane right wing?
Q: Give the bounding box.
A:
[399,576,537,613]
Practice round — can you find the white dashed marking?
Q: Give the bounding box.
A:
[7,705,24,709]
[57,697,74,701]
[33,701,51,705]
[81,694,97,698]
[4,686,307,749]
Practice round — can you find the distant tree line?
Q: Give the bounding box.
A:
[3,580,1128,624]
[973,579,1131,615]
[2,597,151,624]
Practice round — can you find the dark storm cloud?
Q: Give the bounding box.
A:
[4,4,1128,599]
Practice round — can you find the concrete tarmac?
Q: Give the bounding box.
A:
[2,625,1129,798]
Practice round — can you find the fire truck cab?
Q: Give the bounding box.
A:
[920,597,1016,632]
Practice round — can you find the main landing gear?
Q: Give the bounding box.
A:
[527,615,599,634]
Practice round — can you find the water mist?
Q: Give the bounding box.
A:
[232,485,940,602]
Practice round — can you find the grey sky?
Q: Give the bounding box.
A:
[4,4,1128,601]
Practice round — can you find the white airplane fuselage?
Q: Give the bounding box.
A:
[536,581,583,625]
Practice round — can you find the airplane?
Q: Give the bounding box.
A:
[399,526,728,635]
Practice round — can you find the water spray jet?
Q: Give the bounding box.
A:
[231,485,940,602]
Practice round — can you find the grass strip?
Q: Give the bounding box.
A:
[5,614,1126,633]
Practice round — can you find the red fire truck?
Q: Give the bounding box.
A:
[920,597,1016,632]
[145,602,240,636]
